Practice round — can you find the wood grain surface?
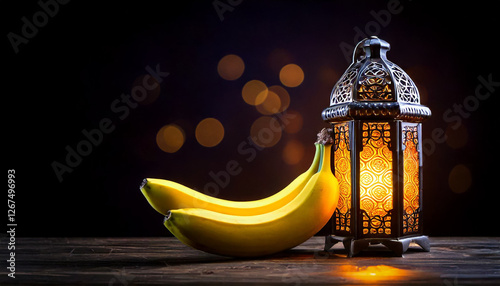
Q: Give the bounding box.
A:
[1,236,499,285]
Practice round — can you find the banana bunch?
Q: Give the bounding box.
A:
[140,128,339,257]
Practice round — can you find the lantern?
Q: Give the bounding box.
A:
[322,37,431,256]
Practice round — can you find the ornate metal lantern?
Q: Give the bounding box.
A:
[322,37,431,256]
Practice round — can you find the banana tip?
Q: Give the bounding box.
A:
[140,178,148,191]
[163,211,172,224]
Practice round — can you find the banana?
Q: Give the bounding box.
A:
[164,133,339,257]
[140,143,322,216]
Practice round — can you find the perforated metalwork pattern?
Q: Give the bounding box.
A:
[392,64,420,103]
[357,62,393,101]
[330,68,358,105]
[333,122,351,232]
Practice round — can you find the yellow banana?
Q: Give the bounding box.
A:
[164,136,339,257]
[140,143,322,216]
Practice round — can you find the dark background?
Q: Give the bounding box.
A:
[3,0,498,237]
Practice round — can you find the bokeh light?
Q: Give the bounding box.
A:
[195,118,225,147]
[449,164,472,194]
[268,85,290,112]
[133,74,161,105]
[283,110,303,134]
[256,90,281,115]
[156,124,185,153]
[279,64,304,87]
[217,54,245,81]
[445,124,468,149]
[268,48,293,73]
[318,66,339,87]
[282,139,305,165]
[250,116,282,148]
[242,80,268,106]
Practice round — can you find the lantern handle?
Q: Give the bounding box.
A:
[352,36,391,62]
[366,36,390,60]
[352,38,367,63]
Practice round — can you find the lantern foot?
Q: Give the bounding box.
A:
[324,235,430,257]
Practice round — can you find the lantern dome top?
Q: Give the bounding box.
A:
[322,37,431,123]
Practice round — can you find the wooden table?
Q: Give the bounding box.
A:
[1,236,499,285]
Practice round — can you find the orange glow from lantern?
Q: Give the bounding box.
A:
[333,122,351,232]
[359,122,393,235]
[331,265,422,283]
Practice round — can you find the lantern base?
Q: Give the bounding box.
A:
[324,235,430,257]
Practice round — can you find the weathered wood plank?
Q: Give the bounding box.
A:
[0,237,499,285]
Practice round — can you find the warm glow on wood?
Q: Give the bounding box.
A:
[335,265,421,283]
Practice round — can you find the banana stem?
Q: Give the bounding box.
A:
[317,144,324,173]
[311,143,321,173]
[320,144,332,174]
[315,128,333,145]
[316,128,333,173]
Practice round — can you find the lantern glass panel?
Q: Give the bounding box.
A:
[360,122,393,236]
[402,123,421,234]
[333,122,351,233]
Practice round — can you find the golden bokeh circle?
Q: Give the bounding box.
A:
[282,139,305,165]
[217,54,245,81]
[250,116,282,148]
[445,124,468,149]
[242,80,268,106]
[133,74,161,105]
[195,118,225,147]
[256,90,281,115]
[283,110,303,134]
[449,164,472,194]
[279,64,304,87]
[268,85,290,112]
[156,124,185,153]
